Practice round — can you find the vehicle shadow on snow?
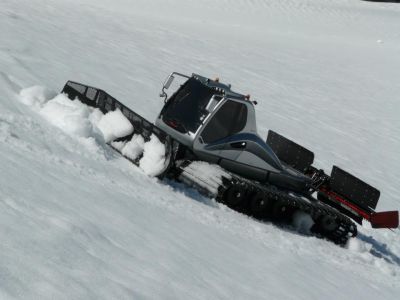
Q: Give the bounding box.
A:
[357,232,400,266]
[162,179,317,239]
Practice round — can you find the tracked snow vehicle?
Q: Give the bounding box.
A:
[62,72,399,245]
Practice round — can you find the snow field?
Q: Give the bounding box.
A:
[1,0,400,299]
[13,82,400,299]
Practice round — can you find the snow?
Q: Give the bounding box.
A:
[19,86,56,108]
[1,0,400,299]
[97,109,133,143]
[113,134,145,161]
[19,87,98,138]
[139,134,166,176]
[180,161,232,196]
[292,211,315,234]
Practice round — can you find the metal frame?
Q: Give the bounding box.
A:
[159,72,190,102]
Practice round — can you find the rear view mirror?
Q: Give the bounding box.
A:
[159,72,190,102]
[160,74,175,101]
[164,75,175,89]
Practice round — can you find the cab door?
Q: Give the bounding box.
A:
[193,99,248,163]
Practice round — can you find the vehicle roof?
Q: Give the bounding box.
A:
[192,73,250,103]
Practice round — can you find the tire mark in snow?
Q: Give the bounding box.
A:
[10,54,41,81]
[0,48,39,88]
[0,71,21,93]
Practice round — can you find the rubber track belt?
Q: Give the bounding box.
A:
[179,161,357,245]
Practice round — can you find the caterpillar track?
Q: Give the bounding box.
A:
[178,160,357,245]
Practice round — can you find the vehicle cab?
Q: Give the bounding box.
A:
[156,73,310,192]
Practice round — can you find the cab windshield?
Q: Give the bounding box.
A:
[161,78,220,133]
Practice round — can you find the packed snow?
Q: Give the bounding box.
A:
[139,135,166,176]
[179,161,232,196]
[1,0,400,299]
[97,109,133,143]
[112,134,145,160]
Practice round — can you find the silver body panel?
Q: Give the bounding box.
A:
[155,73,310,190]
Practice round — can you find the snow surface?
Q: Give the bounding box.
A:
[1,0,400,299]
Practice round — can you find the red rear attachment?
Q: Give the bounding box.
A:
[370,211,399,229]
[319,188,399,228]
[319,166,399,229]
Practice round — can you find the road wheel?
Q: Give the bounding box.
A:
[319,215,338,232]
[271,199,291,222]
[250,192,270,218]
[224,185,246,208]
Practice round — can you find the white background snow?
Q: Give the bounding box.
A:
[1,0,400,299]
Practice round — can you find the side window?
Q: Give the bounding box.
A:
[201,100,247,143]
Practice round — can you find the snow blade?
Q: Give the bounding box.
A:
[62,81,99,108]
[370,211,399,229]
[266,130,314,173]
[330,166,380,211]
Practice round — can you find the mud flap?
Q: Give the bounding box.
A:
[328,166,399,228]
[266,130,314,173]
[330,166,379,211]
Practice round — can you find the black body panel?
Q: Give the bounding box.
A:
[268,170,310,193]
[267,130,314,173]
[330,166,380,210]
[219,159,268,182]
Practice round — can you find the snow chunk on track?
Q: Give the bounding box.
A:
[97,109,133,142]
[112,133,166,176]
[111,134,145,161]
[180,161,231,196]
[139,134,166,176]
[122,134,145,160]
